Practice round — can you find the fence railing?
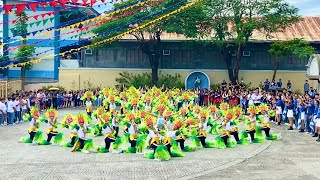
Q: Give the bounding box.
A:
[0,79,22,99]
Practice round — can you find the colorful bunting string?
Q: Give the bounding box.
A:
[0,0,198,69]
[0,0,154,49]
[1,0,116,15]
[4,0,164,53]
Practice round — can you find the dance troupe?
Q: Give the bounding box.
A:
[19,87,281,161]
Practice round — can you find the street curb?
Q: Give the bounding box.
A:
[178,140,272,180]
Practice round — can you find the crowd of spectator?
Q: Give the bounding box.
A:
[0,80,319,142]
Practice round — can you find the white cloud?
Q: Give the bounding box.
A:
[286,0,313,5]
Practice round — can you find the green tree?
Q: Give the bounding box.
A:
[14,11,36,89]
[92,0,207,85]
[203,0,299,84]
[269,38,315,81]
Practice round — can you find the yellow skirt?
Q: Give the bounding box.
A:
[197,130,207,137]
[221,130,230,137]
[129,134,137,141]
[163,137,172,146]
[229,127,238,133]
[260,122,271,129]
[86,106,92,112]
[46,128,58,134]
[70,132,78,139]
[28,127,36,133]
[177,134,186,140]
[150,137,160,145]
[104,133,116,140]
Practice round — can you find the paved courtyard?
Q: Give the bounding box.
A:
[0,108,319,180]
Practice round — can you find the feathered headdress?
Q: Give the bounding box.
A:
[75,113,88,124]
[199,110,209,119]
[219,102,230,111]
[259,104,269,112]
[179,107,189,116]
[81,91,97,101]
[155,104,166,112]
[94,107,105,118]
[233,106,243,117]
[208,105,218,114]
[174,120,183,129]
[100,112,112,123]
[223,109,235,120]
[63,113,74,123]
[120,92,128,100]
[30,106,40,117]
[45,107,58,118]
[101,87,110,98]
[145,115,156,127]
[247,105,259,115]
[186,117,196,126]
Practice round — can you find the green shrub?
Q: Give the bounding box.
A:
[41,85,66,93]
[116,72,184,89]
[210,83,220,91]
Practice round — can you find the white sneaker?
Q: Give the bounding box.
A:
[0,124,4,126]
[15,121,19,124]
[278,133,282,140]
[20,121,24,123]
[81,150,89,154]
[32,141,38,146]
[154,158,161,162]
[51,143,59,146]
[116,150,123,154]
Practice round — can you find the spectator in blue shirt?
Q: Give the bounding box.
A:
[298,99,305,132]
[277,79,282,90]
[264,79,270,91]
[309,87,315,98]
[305,97,314,133]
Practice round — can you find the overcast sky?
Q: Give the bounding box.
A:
[93,0,320,16]
[286,0,320,16]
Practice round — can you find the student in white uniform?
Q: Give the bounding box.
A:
[0,98,7,126]
[112,111,119,137]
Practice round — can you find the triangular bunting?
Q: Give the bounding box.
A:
[71,0,78,5]
[43,19,49,25]
[59,0,68,7]
[82,0,88,5]
[36,21,42,27]
[41,13,46,19]
[16,4,27,15]
[49,17,54,22]
[46,12,53,16]
[12,20,17,24]
[34,15,39,20]
[4,4,14,14]
[90,0,97,7]
[40,2,46,10]
[29,22,35,28]
[32,31,37,36]
[49,1,58,7]
[28,2,38,12]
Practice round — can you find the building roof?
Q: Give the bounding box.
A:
[121,16,320,42]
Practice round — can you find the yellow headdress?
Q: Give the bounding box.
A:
[208,105,218,114]
[179,107,189,115]
[30,106,40,117]
[75,113,88,124]
[81,91,97,101]
[63,113,74,123]
[219,102,230,111]
[101,87,110,97]
[233,106,243,117]
[223,109,235,120]
[259,104,269,112]
[95,107,105,117]
[100,112,112,122]
[247,105,259,115]
[45,108,58,118]
[199,110,209,119]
